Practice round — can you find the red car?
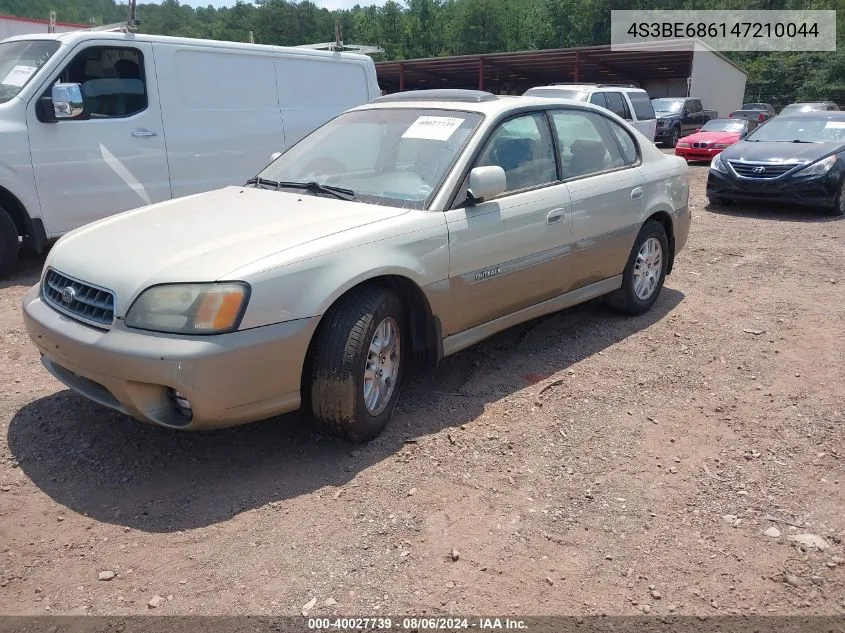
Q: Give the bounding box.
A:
[674,118,757,162]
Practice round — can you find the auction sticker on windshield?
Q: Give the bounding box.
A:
[1,65,37,88]
[402,116,464,141]
[824,121,845,129]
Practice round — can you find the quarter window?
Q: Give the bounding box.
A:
[474,112,557,193]
[50,46,147,119]
[550,110,630,179]
[626,91,656,120]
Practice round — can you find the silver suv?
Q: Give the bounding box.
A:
[23,89,690,442]
[524,83,657,141]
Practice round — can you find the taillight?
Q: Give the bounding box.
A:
[758,113,766,122]
[728,112,733,117]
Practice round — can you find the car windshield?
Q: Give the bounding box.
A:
[651,98,684,113]
[0,40,60,104]
[701,119,746,133]
[255,107,483,209]
[780,103,824,115]
[745,116,845,143]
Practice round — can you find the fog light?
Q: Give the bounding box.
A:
[169,389,193,420]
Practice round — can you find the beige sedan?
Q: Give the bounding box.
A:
[22,89,690,442]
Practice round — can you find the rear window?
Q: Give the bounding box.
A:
[626,91,655,120]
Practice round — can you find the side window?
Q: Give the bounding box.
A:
[51,46,147,119]
[605,92,631,120]
[608,120,639,165]
[551,109,627,179]
[689,100,702,113]
[626,91,656,120]
[589,92,608,109]
[474,112,557,194]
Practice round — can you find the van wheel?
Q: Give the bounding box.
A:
[606,220,669,316]
[0,206,19,277]
[309,285,405,443]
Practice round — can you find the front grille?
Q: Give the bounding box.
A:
[692,141,709,148]
[41,268,115,328]
[728,161,797,179]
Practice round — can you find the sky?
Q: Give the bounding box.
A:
[176,0,387,9]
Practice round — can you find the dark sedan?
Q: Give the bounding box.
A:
[706,111,845,216]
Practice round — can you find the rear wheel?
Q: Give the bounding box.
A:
[308,285,405,442]
[0,206,19,277]
[606,220,669,316]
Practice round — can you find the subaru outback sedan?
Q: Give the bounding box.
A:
[22,89,690,442]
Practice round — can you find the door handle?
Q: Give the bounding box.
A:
[131,129,157,138]
[630,187,644,200]
[546,209,564,224]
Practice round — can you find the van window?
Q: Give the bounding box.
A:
[54,46,147,119]
[550,109,627,179]
[626,91,656,120]
[604,92,631,120]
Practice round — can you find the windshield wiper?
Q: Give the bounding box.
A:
[244,176,280,189]
[274,181,358,201]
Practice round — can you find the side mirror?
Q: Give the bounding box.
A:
[270,151,282,162]
[467,166,506,203]
[683,109,690,117]
[51,82,83,119]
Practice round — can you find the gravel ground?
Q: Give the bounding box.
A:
[0,161,843,617]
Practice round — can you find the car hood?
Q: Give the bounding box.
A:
[44,186,409,312]
[656,112,681,119]
[683,132,740,145]
[719,140,843,163]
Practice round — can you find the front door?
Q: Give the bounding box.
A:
[444,111,573,336]
[26,41,171,234]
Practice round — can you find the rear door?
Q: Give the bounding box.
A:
[444,110,573,335]
[26,40,171,234]
[550,108,645,288]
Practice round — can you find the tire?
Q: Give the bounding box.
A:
[668,127,680,148]
[0,206,19,277]
[309,285,405,442]
[827,177,845,217]
[606,219,669,316]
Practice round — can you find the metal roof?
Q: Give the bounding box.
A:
[376,42,745,94]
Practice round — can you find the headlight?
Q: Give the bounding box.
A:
[798,154,836,176]
[676,141,690,148]
[125,282,250,334]
[710,153,728,173]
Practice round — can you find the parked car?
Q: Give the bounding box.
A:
[675,118,757,162]
[740,103,776,118]
[22,89,691,442]
[652,97,718,148]
[0,31,381,276]
[707,110,845,215]
[524,83,657,141]
[779,101,840,115]
[729,108,773,123]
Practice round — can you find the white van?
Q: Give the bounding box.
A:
[0,30,381,274]
[523,83,657,142]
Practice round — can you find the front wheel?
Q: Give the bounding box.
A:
[827,177,845,217]
[0,206,19,277]
[668,127,680,148]
[606,220,669,316]
[308,285,405,442]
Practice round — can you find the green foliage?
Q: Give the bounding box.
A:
[2,0,843,104]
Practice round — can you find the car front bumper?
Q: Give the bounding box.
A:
[675,146,724,161]
[22,284,319,430]
[706,170,840,208]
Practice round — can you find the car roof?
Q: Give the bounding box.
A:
[776,111,845,119]
[528,84,646,93]
[356,90,620,117]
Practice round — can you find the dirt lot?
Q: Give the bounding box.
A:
[0,162,843,617]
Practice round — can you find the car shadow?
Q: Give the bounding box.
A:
[705,200,843,223]
[1,251,44,291]
[8,288,684,533]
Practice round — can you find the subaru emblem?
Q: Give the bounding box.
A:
[61,286,76,305]
[752,166,766,174]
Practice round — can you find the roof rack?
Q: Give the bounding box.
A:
[374,89,499,103]
[549,82,639,88]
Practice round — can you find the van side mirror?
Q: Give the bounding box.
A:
[270,151,282,162]
[51,83,84,119]
[467,166,506,204]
